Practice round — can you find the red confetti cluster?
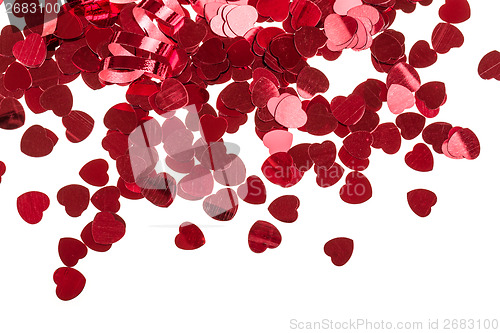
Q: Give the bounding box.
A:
[0,0,482,300]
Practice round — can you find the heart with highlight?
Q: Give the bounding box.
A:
[324,237,354,266]
[175,222,205,250]
[387,84,415,115]
[407,189,437,217]
[12,33,47,68]
[58,238,88,267]
[91,212,126,245]
[53,267,86,301]
[237,175,267,204]
[405,143,434,172]
[248,220,282,253]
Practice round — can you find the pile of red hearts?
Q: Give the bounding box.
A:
[0,0,481,300]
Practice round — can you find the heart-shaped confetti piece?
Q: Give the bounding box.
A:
[203,188,239,221]
[175,222,205,250]
[405,143,434,172]
[340,171,372,204]
[91,186,121,213]
[79,159,109,187]
[396,112,426,140]
[12,33,46,68]
[409,40,437,68]
[324,237,354,266]
[407,189,437,217]
[438,0,470,24]
[57,184,90,218]
[387,84,415,115]
[91,212,126,245]
[308,140,336,169]
[268,195,300,223]
[371,122,401,154]
[53,267,86,301]
[237,175,267,204]
[17,191,50,224]
[248,220,282,253]
[20,125,57,157]
[58,238,88,267]
[0,97,25,129]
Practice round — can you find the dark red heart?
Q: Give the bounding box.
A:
[422,122,453,154]
[237,175,267,204]
[268,195,300,223]
[53,267,86,301]
[248,220,282,253]
[139,172,177,208]
[199,114,228,143]
[17,191,50,224]
[407,189,437,217]
[371,122,401,154]
[203,188,239,221]
[256,0,290,22]
[79,159,109,187]
[405,143,434,172]
[331,94,366,126]
[175,222,205,250]
[409,40,437,68]
[396,112,426,140]
[339,171,372,204]
[416,81,446,110]
[12,33,46,68]
[57,184,90,218]
[40,85,73,117]
[439,0,470,24]
[343,131,373,159]
[338,146,369,171]
[315,162,344,188]
[0,161,5,183]
[91,186,121,213]
[0,97,25,130]
[308,140,336,170]
[20,125,57,157]
[58,238,88,267]
[324,237,354,266]
[91,212,126,244]
[478,51,500,80]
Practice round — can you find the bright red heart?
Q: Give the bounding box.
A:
[3,61,32,91]
[104,103,138,134]
[409,40,437,68]
[0,161,5,183]
[91,186,121,213]
[54,12,84,40]
[175,222,205,250]
[0,97,25,130]
[57,184,90,217]
[439,0,470,24]
[407,189,437,217]
[324,237,354,266]
[58,238,88,267]
[199,114,228,143]
[203,188,239,221]
[79,159,109,187]
[91,212,126,244]
[478,51,500,80]
[343,131,373,159]
[338,146,369,171]
[40,85,73,117]
[405,143,434,172]
[20,125,57,157]
[17,191,50,224]
[248,220,282,253]
[331,94,366,126]
[53,267,86,301]
[12,33,47,68]
[268,195,300,223]
[371,123,401,154]
[446,128,480,160]
[339,171,372,204]
[237,175,267,204]
[386,62,421,92]
[396,112,426,140]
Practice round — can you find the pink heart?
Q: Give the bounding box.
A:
[274,95,307,128]
[263,130,293,155]
[387,84,415,115]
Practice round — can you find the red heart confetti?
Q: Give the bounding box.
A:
[79,159,109,187]
[439,0,471,24]
[0,97,25,130]
[12,33,47,68]
[248,220,282,253]
[53,267,86,301]
[340,171,372,204]
[20,125,57,157]
[0,161,5,183]
[268,195,300,223]
[237,175,267,204]
[91,212,126,245]
[175,222,205,250]
[396,112,426,140]
[57,184,90,218]
[324,237,354,266]
[17,191,50,224]
[58,238,88,267]
[405,143,434,172]
[91,186,121,213]
[407,189,437,217]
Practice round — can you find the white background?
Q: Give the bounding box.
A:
[1,1,499,332]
